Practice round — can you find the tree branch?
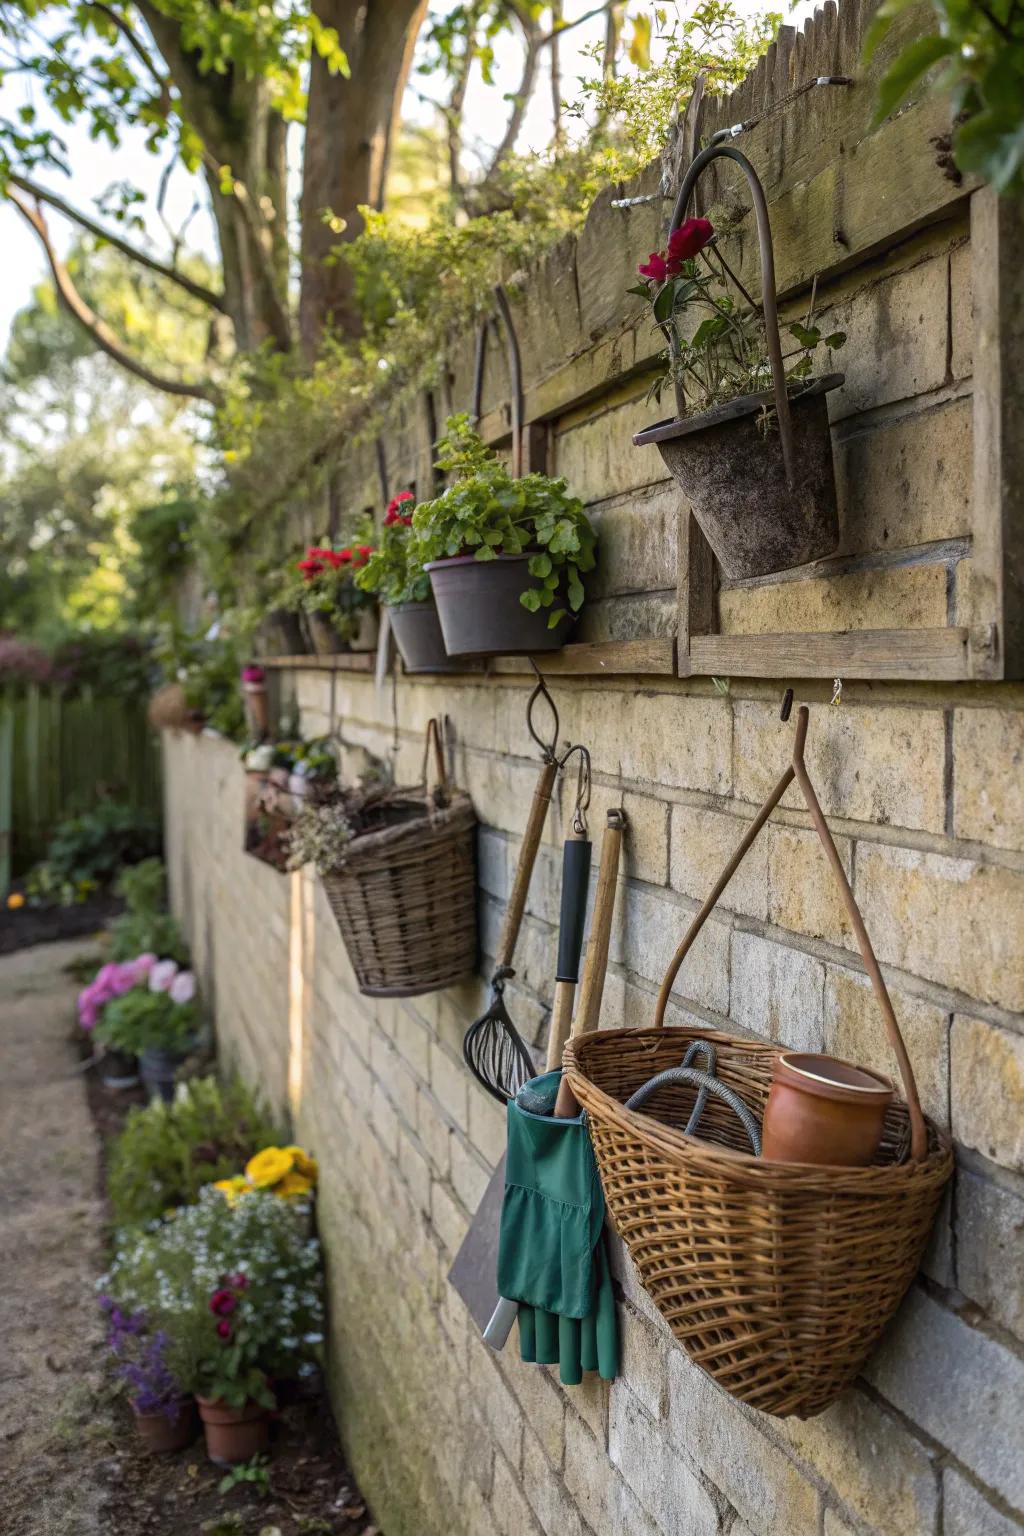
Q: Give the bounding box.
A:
[8,173,227,313]
[537,0,617,48]
[7,190,221,404]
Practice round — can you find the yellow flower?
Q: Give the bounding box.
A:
[244,1146,295,1189]
[282,1146,318,1183]
[274,1172,315,1199]
[213,1176,250,1204]
[6,893,25,909]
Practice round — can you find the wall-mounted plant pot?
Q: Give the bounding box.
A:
[426,554,573,659]
[633,374,844,579]
[762,1052,893,1166]
[388,600,463,673]
[260,608,307,656]
[307,607,379,656]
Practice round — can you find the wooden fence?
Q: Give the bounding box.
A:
[0,686,162,892]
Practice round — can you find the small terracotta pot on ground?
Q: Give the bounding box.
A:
[761,1052,893,1166]
[132,1399,198,1454]
[426,553,573,658]
[196,1397,271,1465]
[387,599,462,673]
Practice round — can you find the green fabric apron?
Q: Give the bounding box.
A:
[496,1070,618,1385]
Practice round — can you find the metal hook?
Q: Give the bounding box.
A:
[558,742,592,835]
[526,660,559,762]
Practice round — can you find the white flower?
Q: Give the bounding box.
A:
[169,970,197,1005]
[148,959,179,993]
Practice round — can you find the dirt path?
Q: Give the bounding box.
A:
[0,939,112,1536]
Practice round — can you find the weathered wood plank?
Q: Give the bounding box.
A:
[687,627,970,681]
[261,654,378,673]
[489,637,676,677]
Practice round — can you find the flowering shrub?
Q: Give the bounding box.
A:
[412,416,596,628]
[631,218,846,418]
[99,1297,185,1418]
[103,1186,324,1408]
[108,1075,283,1229]
[285,802,353,875]
[213,1144,318,1204]
[86,954,200,1054]
[355,491,432,607]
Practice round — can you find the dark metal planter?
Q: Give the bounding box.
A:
[634,142,844,580]
[634,374,844,579]
[140,1046,188,1102]
[100,1049,139,1090]
[388,600,462,673]
[260,608,307,656]
[307,613,346,656]
[426,554,573,659]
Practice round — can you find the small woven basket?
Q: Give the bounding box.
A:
[322,720,478,997]
[564,707,953,1419]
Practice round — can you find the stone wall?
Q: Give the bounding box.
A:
[163,0,1024,1528]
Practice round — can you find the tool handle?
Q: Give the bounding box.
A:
[496,758,558,970]
[483,1295,519,1350]
[555,835,592,983]
[554,810,624,1116]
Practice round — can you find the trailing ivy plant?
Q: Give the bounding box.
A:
[411,416,596,629]
[865,0,1024,197]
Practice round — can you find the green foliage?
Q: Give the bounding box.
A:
[412,416,596,628]
[218,1455,271,1498]
[110,857,189,965]
[103,1186,323,1407]
[355,497,430,606]
[107,1074,284,1229]
[95,985,198,1055]
[28,801,161,904]
[160,629,248,743]
[866,0,1024,196]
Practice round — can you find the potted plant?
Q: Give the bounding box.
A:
[412,415,596,659]
[92,957,200,1102]
[630,165,847,579]
[100,1299,197,1454]
[257,568,310,657]
[78,956,154,1088]
[293,533,379,656]
[241,664,270,739]
[355,491,460,672]
[103,1186,324,1466]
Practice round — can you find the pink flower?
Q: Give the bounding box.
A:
[210,1289,237,1317]
[133,953,157,973]
[666,217,713,267]
[638,251,669,281]
[216,1319,232,1340]
[148,959,179,994]
[242,664,265,684]
[169,970,196,1006]
[79,1001,98,1031]
[110,965,139,996]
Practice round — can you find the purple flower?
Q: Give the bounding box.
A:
[118,1330,184,1418]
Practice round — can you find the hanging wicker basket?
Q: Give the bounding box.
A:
[322,719,478,997]
[565,706,953,1419]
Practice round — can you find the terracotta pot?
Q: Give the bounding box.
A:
[387,599,462,673]
[426,553,574,659]
[132,1398,197,1454]
[243,680,270,738]
[196,1396,271,1465]
[761,1052,893,1166]
[633,374,843,579]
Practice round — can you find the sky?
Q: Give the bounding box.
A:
[0,0,814,348]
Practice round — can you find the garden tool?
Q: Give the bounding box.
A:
[490,809,625,1384]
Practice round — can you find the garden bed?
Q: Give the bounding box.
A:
[0,895,122,955]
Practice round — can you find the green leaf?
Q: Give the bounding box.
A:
[788,322,820,349]
[872,35,957,126]
[824,331,847,350]
[520,588,542,612]
[567,565,584,611]
[547,609,567,629]
[528,553,552,578]
[652,281,676,325]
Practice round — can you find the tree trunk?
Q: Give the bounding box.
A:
[298,0,429,359]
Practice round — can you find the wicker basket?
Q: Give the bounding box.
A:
[565,707,953,1419]
[322,720,478,997]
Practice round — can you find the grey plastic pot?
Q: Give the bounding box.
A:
[260,608,307,656]
[633,374,844,580]
[140,1046,188,1102]
[425,554,573,659]
[388,600,462,673]
[100,1049,139,1090]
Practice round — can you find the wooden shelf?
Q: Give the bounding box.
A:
[260,653,377,673]
[259,637,677,681]
[685,628,972,682]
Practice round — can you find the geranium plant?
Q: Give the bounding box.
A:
[355,491,432,606]
[286,522,377,641]
[631,217,846,418]
[103,1186,324,1409]
[412,415,596,629]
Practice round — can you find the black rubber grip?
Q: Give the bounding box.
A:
[555,837,592,983]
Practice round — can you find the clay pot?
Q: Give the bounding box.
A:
[426,553,574,658]
[242,680,270,738]
[132,1398,197,1454]
[761,1052,893,1166]
[196,1396,271,1465]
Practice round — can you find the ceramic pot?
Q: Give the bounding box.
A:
[242,680,270,738]
[761,1052,893,1166]
[132,1398,197,1454]
[99,1049,139,1090]
[426,553,573,659]
[196,1396,271,1465]
[633,374,843,579]
[140,1046,188,1102]
[388,599,462,673]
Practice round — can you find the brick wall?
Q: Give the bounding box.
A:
[164,662,1024,1536]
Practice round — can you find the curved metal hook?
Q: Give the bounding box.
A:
[558,742,592,835]
[526,659,559,762]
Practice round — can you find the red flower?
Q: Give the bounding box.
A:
[336,548,352,563]
[297,558,323,582]
[638,251,669,282]
[322,551,348,569]
[666,217,713,268]
[209,1289,237,1317]
[216,1319,232,1340]
[386,490,413,516]
[224,1272,248,1291]
[352,544,373,567]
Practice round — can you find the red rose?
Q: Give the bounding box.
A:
[666,217,713,267]
[638,251,669,282]
[216,1319,232,1340]
[209,1289,237,1317]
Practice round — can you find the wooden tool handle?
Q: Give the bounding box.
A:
[496,757,558,971]
[546,979,577,1072]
